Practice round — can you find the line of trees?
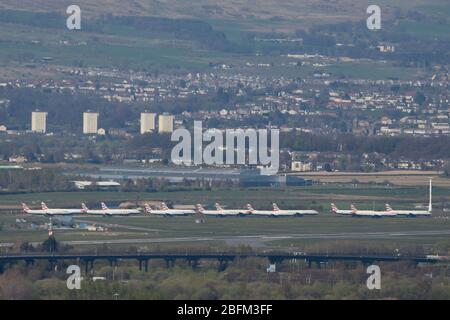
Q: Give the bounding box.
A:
[283,132,450,160]
[1,256,449,299]
[0,169,74,192]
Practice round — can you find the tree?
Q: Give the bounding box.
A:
[20,241,33,252]
[42,235,58,253]
[414,91,426,106]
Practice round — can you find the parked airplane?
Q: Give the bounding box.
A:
[330,203,354,216]
[81,202,141,216]
[385,179,433,217]
[350,204,396,218]
[273,203,318,216]
[214,203,244,216]
[41,202,84,215]
[22,202,79,216]
[244,204,277,216]
[271,203,297,216]
[331,203,395,217]
[22,203,49,216]
[195,203,241,216]
[144,202,195,216]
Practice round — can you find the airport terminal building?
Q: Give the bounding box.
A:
[72,167,313,188]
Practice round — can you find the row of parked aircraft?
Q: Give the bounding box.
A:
[330,203,431,217]
[196,203,318,217]
[331,179,433,217]
[21,202,141,216]
[21,202,318,217]
[20,179,433,218]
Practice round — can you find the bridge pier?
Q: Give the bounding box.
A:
[188,259,199,270]
[165,258,175,268]
[109,259,119,267]
[48,259,56,270]
[138,259,149,272]
[218,259,228,272]
[25,259,35,267]
[84,259,94,274]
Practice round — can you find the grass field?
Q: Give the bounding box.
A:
[0,20,226,72]
[1,0,449,76]
[2,212,450,252]
[1,179,447,208]
[1,181,449,252]
[295,171,450,187]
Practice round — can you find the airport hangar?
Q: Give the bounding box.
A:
[71,167,313,188]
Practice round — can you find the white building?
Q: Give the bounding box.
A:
[140,112,156,134]
[158,114,174,133]
[31,111,48,133]
[291,161,312,172]
[83,112,99,134]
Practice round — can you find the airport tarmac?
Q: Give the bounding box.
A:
[17,229,450,248]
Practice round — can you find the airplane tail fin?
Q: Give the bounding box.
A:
[272,203,280,211]
[81,203,89,213]
[330,203,338,213]
[161,202,169,211]
[215,203,223,211]
[22,203,30,213]
[101,202,108,211]
[41,202,49,210]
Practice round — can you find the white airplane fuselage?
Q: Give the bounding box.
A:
[295,210,319,216]
[247,210,278,217]
[24,209,50,215]
[149,209,195,216]
[352,210,396,217]
[334,210,353,215]
[87,209,140,216]
[25,209,81,216]
[388,210,431,217]
[272,210,297,217]
[46,209,83,215]
[200,210,241,216]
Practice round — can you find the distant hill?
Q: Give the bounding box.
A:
[0,0,448,73]
[0,0,447,31]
